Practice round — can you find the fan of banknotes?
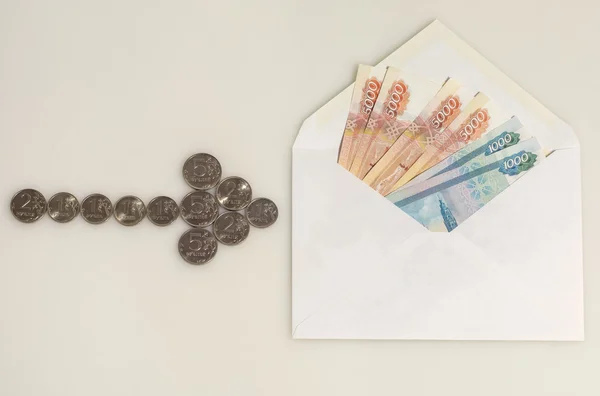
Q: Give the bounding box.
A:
[338,64,546,232]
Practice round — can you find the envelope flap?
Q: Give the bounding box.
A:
[294,20,578,152]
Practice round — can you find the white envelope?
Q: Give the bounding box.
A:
[292,20,584,340]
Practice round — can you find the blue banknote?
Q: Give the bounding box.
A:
[387,137,545,232]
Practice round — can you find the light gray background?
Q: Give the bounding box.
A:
[0,1,597,395]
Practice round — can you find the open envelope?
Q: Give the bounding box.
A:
[292,21,584,340]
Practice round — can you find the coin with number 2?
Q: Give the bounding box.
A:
[10,189,47,223]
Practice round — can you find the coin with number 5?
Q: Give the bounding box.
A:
[180,191,219,227]
[178,228,218,264]
[182,153,222,190]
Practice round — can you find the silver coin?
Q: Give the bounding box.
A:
[81,193,113,224]
[246,198,278,228]
[180,191,219,227]
[213,212,250,245]
[178,228,218,265]
[48,192,80,223]
[147,196,179,226]
[182,153,222,190]
[216,176,252,210]
[10,189,48,223]
[114,196,147,226]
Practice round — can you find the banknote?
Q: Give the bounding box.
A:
[338,65,387,169]
[389,95,511,191]
[388,137,545,232]
[388,133,541,204]
[348,67,440,178]
[363,80,475,196]
[388,116,527,192]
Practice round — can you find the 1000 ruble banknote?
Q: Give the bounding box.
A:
[388,116,527,192]
[348,67,440,179]
[389,94,510,190]
[363,79,474,195]
[338,65,387,169]
[388,137,544,232]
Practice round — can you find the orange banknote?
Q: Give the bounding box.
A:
[338,65,387,169]
[363,79,474,195]
[348,67,439,179]
[390,94,510,190]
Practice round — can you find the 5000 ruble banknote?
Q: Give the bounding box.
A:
[388,116,527,192]
[348,67,440,178]
[363,79,474,195]
[389,94,510,190]
[338,65,387,169]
